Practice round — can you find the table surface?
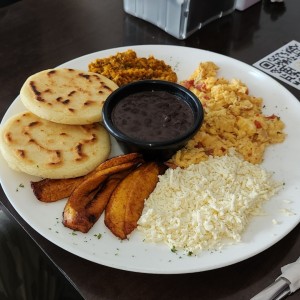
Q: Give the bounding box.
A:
[1,0,300,299]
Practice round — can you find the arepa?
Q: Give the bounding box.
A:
[0,112,111,178]
[20,68,118,125]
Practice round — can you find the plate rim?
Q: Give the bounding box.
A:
[1,44,300,274]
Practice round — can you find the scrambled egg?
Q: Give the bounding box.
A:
[88,49,177,86]
[171,62,285,167]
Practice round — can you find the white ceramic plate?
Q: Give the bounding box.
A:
[1,45,300,274]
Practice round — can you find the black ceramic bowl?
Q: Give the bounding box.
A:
[102,80,204,161]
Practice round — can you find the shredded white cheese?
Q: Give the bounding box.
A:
[137,150,283,254]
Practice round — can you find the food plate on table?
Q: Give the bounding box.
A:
[1,45,300,274]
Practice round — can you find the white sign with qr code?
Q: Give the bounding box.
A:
[253,40,300,90]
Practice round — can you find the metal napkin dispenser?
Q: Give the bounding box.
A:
[123,0,236,40]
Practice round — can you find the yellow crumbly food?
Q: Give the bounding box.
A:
[88,49,177,86]
[170,62,285,168]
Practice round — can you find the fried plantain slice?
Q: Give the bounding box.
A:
[67,160,142,211]
[63,154,143,232]
[63,187,102,232]
[124,162,166,236]
[105,162,165,239]
[64,170,133,233]
[70,170,132,233]
[94,152,143,172]
[86,170,131,218]
[31,177,84,202]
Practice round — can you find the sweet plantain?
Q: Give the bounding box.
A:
[62,153,143,232]
[31,177,84,202]
[105,162,165,239]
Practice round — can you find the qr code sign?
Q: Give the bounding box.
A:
[253,40,300,90]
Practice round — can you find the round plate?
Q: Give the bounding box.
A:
[1,45,300,274]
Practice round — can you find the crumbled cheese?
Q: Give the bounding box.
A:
[280,208,296,216]
[138,150,283,254]
[283,199,292,204]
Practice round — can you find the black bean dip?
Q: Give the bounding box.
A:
[111,90,194,142]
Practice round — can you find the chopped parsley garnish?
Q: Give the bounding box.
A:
[16,183,25,191]
[171,246,177,253]
[94,233,102,239]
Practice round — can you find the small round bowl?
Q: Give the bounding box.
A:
[102,80,204,161]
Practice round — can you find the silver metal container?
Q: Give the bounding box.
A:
[123,0,237,40]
